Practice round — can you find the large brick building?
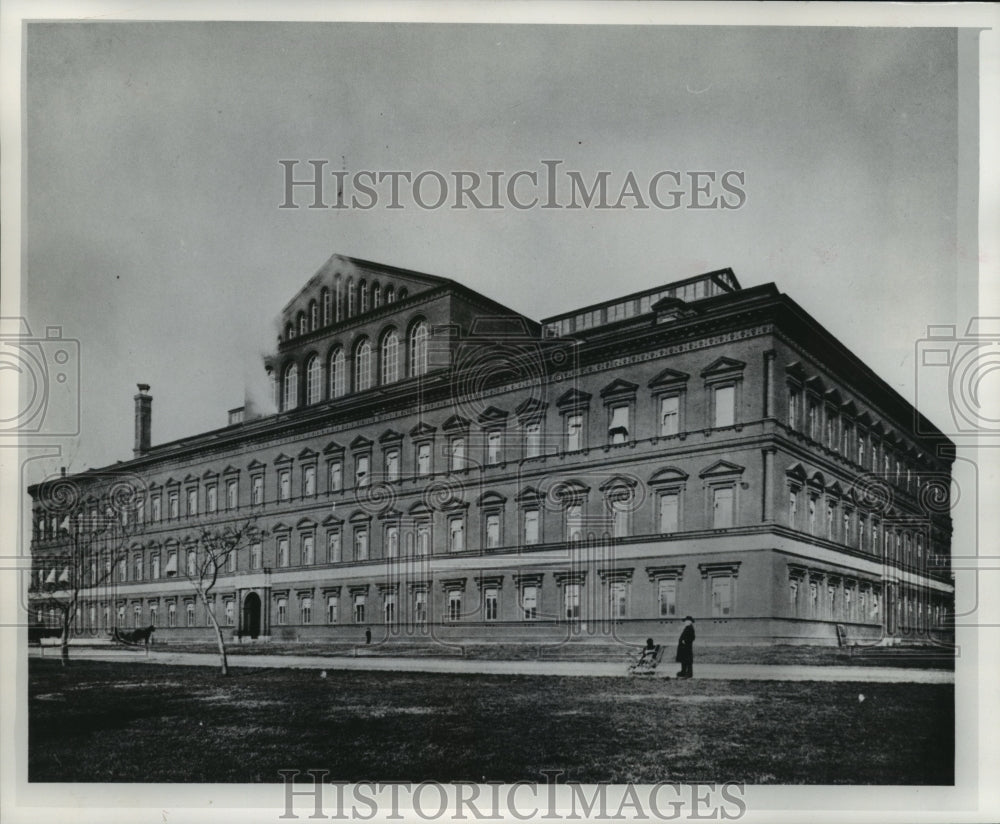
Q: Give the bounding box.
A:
[28,253,955,647]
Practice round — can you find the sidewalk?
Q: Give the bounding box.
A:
[30,646,954,683]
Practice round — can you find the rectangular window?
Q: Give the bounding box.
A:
[521,585,538,619]
[328,461,342,492]
[658,579,676,617]
[226,479,238,509]
[524,509,540,545]
[225,600,234,626]
[383,593,396,624]
[789,580,799,614]
[277,537,289,567]
[611,505,629,539]
[133,555,143,581]
[659,492,679,533]
[279,470,291,501]
[119,558,127,582]
[301,534,315,565]
[149,605,158,627]
[566,503,583,541]
[355,455,370,488]
[206,485,217,513]
[448,590,462,621]
[303,466,316,497]
[301,597,312,624]
[788,488,798,528]
[564,583,581,619]
[714,385,735,428]
[250,540,262,570]
[227,549,236,573]
[385,525,399,557]
[787,386,800,430]
[565,414,583,452]
[276,598,287,625]
[711,577,733,616]
[485,513,501,549]
[660,395,680,436]
[151,496,162,522]
[187,488,198,516]
[609,581,628,619]
[449,517,465,552]
[167,603,176,627]
[133,605,142,628]
[484,587,499,621]
[416,522,431,556]
[327,595,339,624]
[353,594,366,624]
[608,404,629,444]
[413,590,427,623]
[385,450,400,481]
[808,496,817,534]
[487,431,502,465]
[417,443,431,476]
[712,486,734,529]
[355,527,368,561]
[251,476,263,505]
[168,491,179,519]
[450,437,466,471]
[186,602,195,627]
[327,531,341,563]
[525,422,542,458]
[151,554,160,580]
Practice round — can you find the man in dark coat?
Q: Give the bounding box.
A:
[675,616,695,678]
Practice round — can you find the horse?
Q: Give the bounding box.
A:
[111,624,155,648]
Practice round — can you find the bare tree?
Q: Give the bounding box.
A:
[32,499,135,667]
[182,517,263,676]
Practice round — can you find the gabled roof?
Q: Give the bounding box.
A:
[648,367,690,389]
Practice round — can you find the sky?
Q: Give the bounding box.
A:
[20,22,968,485]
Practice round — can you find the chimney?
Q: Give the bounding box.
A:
[134,384,152,456]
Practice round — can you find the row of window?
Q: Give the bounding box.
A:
[276,320,429,409]
[284,277,409,341]
[786,372,934,492]
[786,471,945,570]
[71,564,737,629]
[787,570,949,629]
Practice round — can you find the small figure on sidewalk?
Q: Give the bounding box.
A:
[675,616,695,678]
[637,637,657,665]
[364,626,372,645]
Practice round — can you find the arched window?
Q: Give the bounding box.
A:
[360,280,369,313]
[321,288,331,325]
[329,348,346,398]
[398,288,408,301]
[385,286,395,304]
[355,339,373,391]
[309,300,318,331]
[306,354,322,405]
[335,276,344,321]
[410,322,429,377]
[347,278,356,317]
[298,312,307,336]
[283,363,298,411]
[285,322,295,341]
[373,283,381,308]
[381,330,400,384]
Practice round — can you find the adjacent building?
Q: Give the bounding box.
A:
[28,253,955,646]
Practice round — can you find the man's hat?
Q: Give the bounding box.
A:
[683,616,694,622]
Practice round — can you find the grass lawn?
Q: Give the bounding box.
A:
[29,659,953,784]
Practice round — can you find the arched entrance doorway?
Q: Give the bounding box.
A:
[242,592,261,638]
